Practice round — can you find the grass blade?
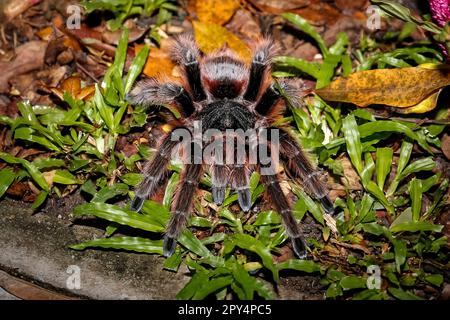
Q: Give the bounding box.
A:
[0,152,49,192]
[228,234,279,282]
[70,236,163,254]
[376,147,393,190]
[409,178,422,221]
[0,168,16,198]
[342,115,363,174]
[277,259,321,273]
[73,202,166,233]
[282,13,329,56]
[124,44,149,94]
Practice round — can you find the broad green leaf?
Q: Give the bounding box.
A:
[365,180,394,214]
[273,56,320,79]
[393,238,407,273]
[292,187,324,225]
[14,127,60,151]
[124,44,149,94]
[70,236,163,254]
[192,276,233,300]
[32,158,65,170]
[91,183,129,203]
[253,211,281,226]
[178,229,224,267]
[424,179,449,219]
[409,178,422,221]
[31,190,48,210]
[0,168,15,198]
[390,221,443,233]
[340,276,367,290]
[277,259,321,273]
[230,260,255,300]
[80,179,97,197]
[399,157,435,181]
[387,140,413,195]
[326,282,343,298]
[94,84,115,131]
[228,234,279,282]
[176,271,210,300]
[282,13,329,57]
[163,172,179,208]
[254,279,277,300]
[73,202,165,233]
[316,54,342,89]
[53,169,80,185]
[342,115,363,174]
[113,28,129,77]
[375,148,393,189]
[424,274,443,286]
[358,194,374,223]
[105,223,118,237]
[189,216,213,228]
[120,173,143,186]
[388,287,423,300]
[390,208,412,230]
[361,152,375,187]
[358,121,431,153]
[0,152,49,192]
[201,233,226,245]
[163,249,183,272]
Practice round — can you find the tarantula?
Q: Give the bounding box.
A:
[126,35,334,259]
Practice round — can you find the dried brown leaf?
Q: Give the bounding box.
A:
[316,65,450,112]
[196,0,240,25]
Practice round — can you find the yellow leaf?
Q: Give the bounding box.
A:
[36,27,53,41]
[77,85,96,101]
[193,21,251,63]
[61,76,81,97]
[135,41,177,79]
[196,0,240,25]
[398,89,442,114]
[315,64,450,110]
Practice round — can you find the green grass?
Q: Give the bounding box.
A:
[0,6,449,300]
[81,0,177,41]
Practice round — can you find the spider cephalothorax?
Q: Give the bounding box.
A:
[126,35,334,258]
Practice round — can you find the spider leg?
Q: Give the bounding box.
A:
[279,130,334,214]
[254,83,282,116]
[131,134,180,212]
[126,78,196,117]
[211,164,229,205]
[229,165,252,212]
[244,39,275,101]
[260,172,307,259]
[164,163,203,257]
[171,35,206,101]
[254,78,308,116]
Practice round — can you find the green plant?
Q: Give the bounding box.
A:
[81,0,177,41]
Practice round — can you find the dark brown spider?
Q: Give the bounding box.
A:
[126,35,334,259]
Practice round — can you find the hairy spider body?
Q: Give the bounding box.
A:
[127,35,334,258]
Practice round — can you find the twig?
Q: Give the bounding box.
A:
[330,238,372,255]
[75,62,98,83]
